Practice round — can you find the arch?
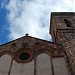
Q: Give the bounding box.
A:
[0,54,12,75]
[36,53,52,75]
[0,51,13,58]
[34,49,51,59]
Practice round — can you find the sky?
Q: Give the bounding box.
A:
[0,0,75,45]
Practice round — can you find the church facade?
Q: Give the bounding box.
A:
[0,12,75,75]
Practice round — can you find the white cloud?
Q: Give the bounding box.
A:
[5,0,75,41]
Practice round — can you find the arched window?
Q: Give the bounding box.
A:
[36,53,52,75]
[64,19,71,27]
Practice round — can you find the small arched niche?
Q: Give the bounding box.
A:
[36,53,52,75]
[0,54,12,75]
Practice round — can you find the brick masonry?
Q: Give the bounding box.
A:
[0,34,68,75]
[50,12,75,75]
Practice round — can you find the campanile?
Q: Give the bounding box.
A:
[50,12,75,75]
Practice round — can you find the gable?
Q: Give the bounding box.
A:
[0,35,63,63]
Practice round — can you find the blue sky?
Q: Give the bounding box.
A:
[0,0,9,44]
[0,0,75,45]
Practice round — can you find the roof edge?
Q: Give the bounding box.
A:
[51,12,75,16]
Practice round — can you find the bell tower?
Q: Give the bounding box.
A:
[50,12,75,75]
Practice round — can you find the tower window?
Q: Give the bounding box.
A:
[64,19,71,27]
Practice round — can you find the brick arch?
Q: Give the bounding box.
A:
[34,49,51,59]
[0,51,14,58]
[33,49,53,75]
[36,52,52,75]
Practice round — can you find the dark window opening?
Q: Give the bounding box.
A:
[12,43,16,46]
[19,52,30,60]
[64,19,71,27]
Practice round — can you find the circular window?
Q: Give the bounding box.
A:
[19,52,30,61]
